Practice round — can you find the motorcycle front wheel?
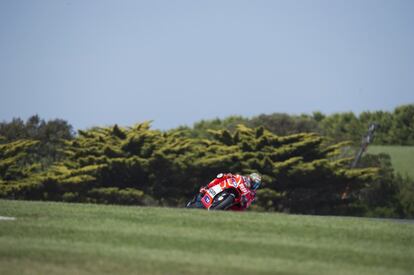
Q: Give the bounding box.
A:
[210,191,235,210]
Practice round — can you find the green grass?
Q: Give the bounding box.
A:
[368,145,414,178]
[0,200,413,275]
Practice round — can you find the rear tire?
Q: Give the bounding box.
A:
[210,192,235,210]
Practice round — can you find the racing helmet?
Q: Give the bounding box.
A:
[249,173,261,190]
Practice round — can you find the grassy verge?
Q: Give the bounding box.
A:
[0,199,413,275]
[368,145,414,178]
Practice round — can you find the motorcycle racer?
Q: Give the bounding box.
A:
[199,172,261,210]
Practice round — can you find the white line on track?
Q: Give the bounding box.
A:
[0,216,16,221]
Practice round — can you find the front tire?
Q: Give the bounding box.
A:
[210,191,235,210]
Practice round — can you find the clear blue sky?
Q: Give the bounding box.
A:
[1,0,413,130]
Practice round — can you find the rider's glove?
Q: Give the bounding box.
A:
[199,186,207,194]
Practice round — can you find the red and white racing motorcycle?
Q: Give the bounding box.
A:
[186,174,256,211]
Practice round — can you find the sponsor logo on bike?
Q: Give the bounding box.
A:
[204,196,211,204]
[239,183,248,194]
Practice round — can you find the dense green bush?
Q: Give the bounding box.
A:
[1,106,412,217]
[0,122,378,215]
[352,153,414,218]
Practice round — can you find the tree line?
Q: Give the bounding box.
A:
[0,105,413,218]
[187,104,414,145]
[2,105,413,145]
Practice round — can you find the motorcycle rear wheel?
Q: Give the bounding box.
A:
[185,193,204,208]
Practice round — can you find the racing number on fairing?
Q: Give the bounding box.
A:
[208,189,216,197]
